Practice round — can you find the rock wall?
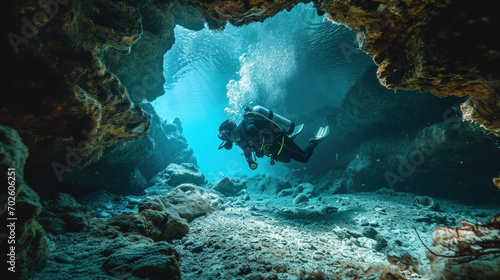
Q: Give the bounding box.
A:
[292,66,500,200]
[0,127,48,280]
[191,0,500,134]
[66,103,196,196]
[1,0,205,192]
[312,0,500,136]
[2,0,499,193]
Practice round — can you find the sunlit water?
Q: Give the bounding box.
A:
[153,3,373,179]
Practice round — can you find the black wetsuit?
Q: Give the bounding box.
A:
[235,112,317,166]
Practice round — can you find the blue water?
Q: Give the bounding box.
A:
[153,3,373,180]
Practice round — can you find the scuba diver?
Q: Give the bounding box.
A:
[218,106,330,170]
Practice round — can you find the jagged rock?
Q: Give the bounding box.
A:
[102,242,181,280]
[312,0,500,135]
[107,211,189,242]
[172,117,183,134]
[137,103,196,180]
[157,184,222,222]
[149,163,206,189]
[38,193,91,233]
[315,170,353,194]
[278,183,317,200]
[3,0,500,200]
[0,126,48,280]
[138,196,165,212]
[50,252,75,264]
[248,175,292,196]
[70,103,196,195]
[102,190,193,242]
[52,193,82,212]
[295,183,316,198]
[375,188,395,196]
[2,0,151,191]
[211,177,247,196]
[293,193,309,204]
[387,250,420,273]
[414,196,440,211]
[428,214,500,279]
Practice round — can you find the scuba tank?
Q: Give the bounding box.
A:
[250,106,295,134]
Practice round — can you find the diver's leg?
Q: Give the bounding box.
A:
[277,137,316,163]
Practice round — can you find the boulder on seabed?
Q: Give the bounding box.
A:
[278,183,317,199]
[149,163,206,188]
[247,175,292,196]
[107,210,189,242]
[141,184,222,223]
[414,196,440,211]
[38,192,91,234]
[211,177,247,196]
[102,241,181,280]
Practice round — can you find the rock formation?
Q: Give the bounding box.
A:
[2,1,500,278]
[2,0,499,191]
[193,0,500,135]
[65,103,196,196]
[0,127,48,280]
[428,214,500,280]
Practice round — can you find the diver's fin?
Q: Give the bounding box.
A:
[309,125,330,145]
[289,124,304,140]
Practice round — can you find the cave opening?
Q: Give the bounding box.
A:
[152,3,373,180]
[4,0,500,279]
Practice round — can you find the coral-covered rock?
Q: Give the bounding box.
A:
[149,163,206,189]
[211,177,247,196]
[192,0,302,27]
[2,0,151,193]
[312,0,500,135]
[108,184,220,241]
[428,214,500,279]
[107,211,189,242]
[102,241,181,280]
[68,104,195,195]
[0,126,48,280]
[38,193,91,234]
[154,184,222,222]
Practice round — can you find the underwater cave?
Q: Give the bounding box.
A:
[1,0,500,280]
